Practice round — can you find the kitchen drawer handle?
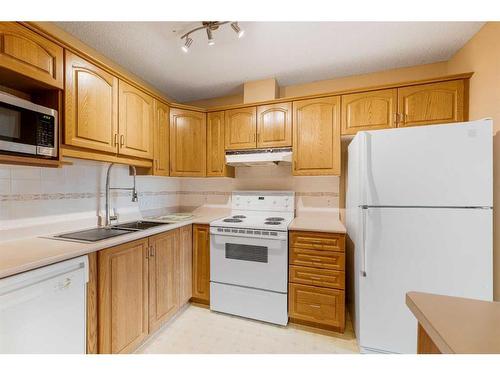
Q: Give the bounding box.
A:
[310,257,322,262]
[308,303,321,309]
[310,276,322,280]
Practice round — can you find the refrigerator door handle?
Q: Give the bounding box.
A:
[360,205,368,277]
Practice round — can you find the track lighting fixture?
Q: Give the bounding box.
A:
[180,21,245,52]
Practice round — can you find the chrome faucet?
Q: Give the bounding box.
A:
[104,163,138,227]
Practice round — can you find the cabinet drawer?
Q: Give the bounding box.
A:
[289,265,344,289]
[290,247,345,270]
[289,283,345,329]
[290,231,345,252]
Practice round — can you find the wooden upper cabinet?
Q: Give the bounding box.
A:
[257,102,292,148]
[170,108,207,177]
[118,80,154,159]
[292,96,341,176]
[0,23,63,89]
[341,89,397,135]
[398,80,465,127]
[225,107,257,150]
[64,51,119,154]
[98,239,149,354]
[148,230,179,333]
[192,224,210,304]
[153,100,170,176]
[207,111,234,177]
[179,225,193,306]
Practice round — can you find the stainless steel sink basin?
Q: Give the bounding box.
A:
[54,227,135,242]
[111,220,169,231]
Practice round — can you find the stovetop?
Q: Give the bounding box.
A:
[210,191,295,232]
[210,212,294,232]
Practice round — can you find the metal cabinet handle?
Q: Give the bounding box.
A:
[120,135,125,147]
[113,133,119,147]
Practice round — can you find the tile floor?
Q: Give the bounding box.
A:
[137,304,359,354]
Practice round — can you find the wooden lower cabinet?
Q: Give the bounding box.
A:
[98,238,149,354]
[148,230,179,333]
[95,226,193,353]
[192,224,210,304]
[288,231,346,333]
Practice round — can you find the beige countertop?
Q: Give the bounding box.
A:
[406,291,500,354]
[0,206,230,279]
[289,211,346,234]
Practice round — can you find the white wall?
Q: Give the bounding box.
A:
[180,165,339,212]
[0,158,180,222]
[0,160,339,224]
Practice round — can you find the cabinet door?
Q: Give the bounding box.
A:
[341,89,397,135]
[292,96,341,176]
[118,80,154,159]
[0,23,63,88]
[153,100,170,176]
[398,80,465,127]
[98,239,149,354]
[207,111,234,177]
[257,102,292,148]
[170,108,207,177]
[65,51,119,153]
[179,225,193,306]
[148,230,179,333]
[192,224,210,304]
[224,107,257,150]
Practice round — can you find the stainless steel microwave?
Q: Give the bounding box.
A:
[0,91,58,158]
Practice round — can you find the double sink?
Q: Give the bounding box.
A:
[54,221,172,243]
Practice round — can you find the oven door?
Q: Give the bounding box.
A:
[210,232,288,293]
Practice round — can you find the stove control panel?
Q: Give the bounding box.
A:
[210,226,288,240]
[231,191,294,212]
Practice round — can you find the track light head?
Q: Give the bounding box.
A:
[181,36,193,53]
[231,22,245,38]
[206,28,215,46]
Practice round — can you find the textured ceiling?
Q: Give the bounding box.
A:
[55,22,484,102]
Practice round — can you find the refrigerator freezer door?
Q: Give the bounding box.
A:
[360,119,493,207]
[358,207,492,354]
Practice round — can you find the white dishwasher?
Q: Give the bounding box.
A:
[0,256,88,354]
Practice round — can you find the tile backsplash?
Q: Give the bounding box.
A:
[0,160,339,223]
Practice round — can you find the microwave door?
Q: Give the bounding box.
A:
[0,103,38,155]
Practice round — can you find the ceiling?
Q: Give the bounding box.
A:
[55,22,484,103]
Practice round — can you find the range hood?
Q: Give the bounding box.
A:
[225,147,292,167]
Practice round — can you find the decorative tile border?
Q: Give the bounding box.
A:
[0,190,338,202]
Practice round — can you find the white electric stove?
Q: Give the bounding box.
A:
[210,191,295,325]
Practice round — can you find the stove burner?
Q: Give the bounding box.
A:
[264,221,281,225]
[232,215,246,219]
[266,217,285,221]
[223,218,243,223]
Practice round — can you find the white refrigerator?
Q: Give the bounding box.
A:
[346,119,493,354]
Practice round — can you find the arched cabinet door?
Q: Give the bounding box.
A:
[224,107,257,150]
[118,80,154,159]
[257,102,292,148]
[341,89,397,135]
[65,51,119,153]
[169,108,206,177]
[398,80,465,127]
[293,96,341,176]
[0,22,63,88]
